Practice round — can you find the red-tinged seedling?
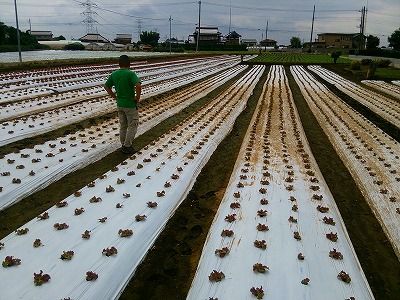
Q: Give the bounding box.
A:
[256,224,269,231]
[34,270,50,286]
[135,214,147,222]
[221,229,234,237]
[33,239,42,248]
[37,212,49,220]
[60,251,74,260]
[214,247,230,258]
[224,214,236,223]
[102,246,118,257]
[2,256,21,267]
[317,205,329,213]
[337,271,351,283]
[82,230,91,239]
[250,286,264,299]
[54,223,69,230]
[257,210,267,217]
[15,228,29,235]
[329,248,343,260]
[253,263,269,273]
[86,271,98,281]
[326,232,338,242]
[118,229,133,237]
[208,270,225,282]
[254,240,267,250]
[323,216,335,225]
[98,217,107,223]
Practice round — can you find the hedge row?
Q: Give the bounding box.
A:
[349,49,400,59]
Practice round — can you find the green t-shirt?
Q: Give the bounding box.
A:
[105,68,140,108]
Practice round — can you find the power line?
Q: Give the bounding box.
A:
[201,1,359,12]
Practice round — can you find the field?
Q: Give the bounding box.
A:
[250,52,350,64]
[0,54,399,299]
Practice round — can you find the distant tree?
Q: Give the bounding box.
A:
[140,31,160,47]
[366,35,379,49]
[290,36,302,48]
[0,22,6,45]
[64,42,85,50]
[388,28,400,50]
[54,35,66,41]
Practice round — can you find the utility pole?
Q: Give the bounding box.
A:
[137,19,142,42]
[169,16,172,55]
[309,4,315,53]
[13,0,22,63]
[228,0,231,39]
[362,6,366,49]
[359,6,366,51]
[265,20,268,51]
[196,1,201,52]
[29,18,32,34]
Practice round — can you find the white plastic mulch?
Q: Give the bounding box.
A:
[188,65,374,300]
[0,59,241,146]
[0,65,247,211]
[361,80,400,100]
[0,66,264,300]
[308,65,400,128]
[292,65,400,258]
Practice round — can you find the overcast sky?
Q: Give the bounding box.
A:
[0,0,398,45]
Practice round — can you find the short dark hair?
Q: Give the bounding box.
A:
[119,55,130,67]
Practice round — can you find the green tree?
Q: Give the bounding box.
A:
[388,28,400,50]
[0,22,6,45]
[290,36,302,48]
[366,35,379,49]
[140,31,160,47]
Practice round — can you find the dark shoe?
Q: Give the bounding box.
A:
[121,146,135,154]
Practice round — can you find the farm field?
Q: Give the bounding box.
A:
[292,66,400,257]
[361,80,400,100]
[250,53,350,64]
[0,55,399,299]
[309,65,400,128]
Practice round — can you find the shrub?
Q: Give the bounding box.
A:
[373,59,392,67]
[64,43,85,51]
[350,60,361,70]
[361,58,373,65]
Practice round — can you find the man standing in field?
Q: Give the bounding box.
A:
[104,55,141,154]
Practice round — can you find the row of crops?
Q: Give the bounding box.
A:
[250,53,349,64]
[0,56,399,299]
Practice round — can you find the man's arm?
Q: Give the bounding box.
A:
[135,83,142,102]
[104,85,116,99]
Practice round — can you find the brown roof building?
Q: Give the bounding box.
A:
[114,34,132,45]
[79,33,109,43]
[260,39,277,47]
[317,33,358,48]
